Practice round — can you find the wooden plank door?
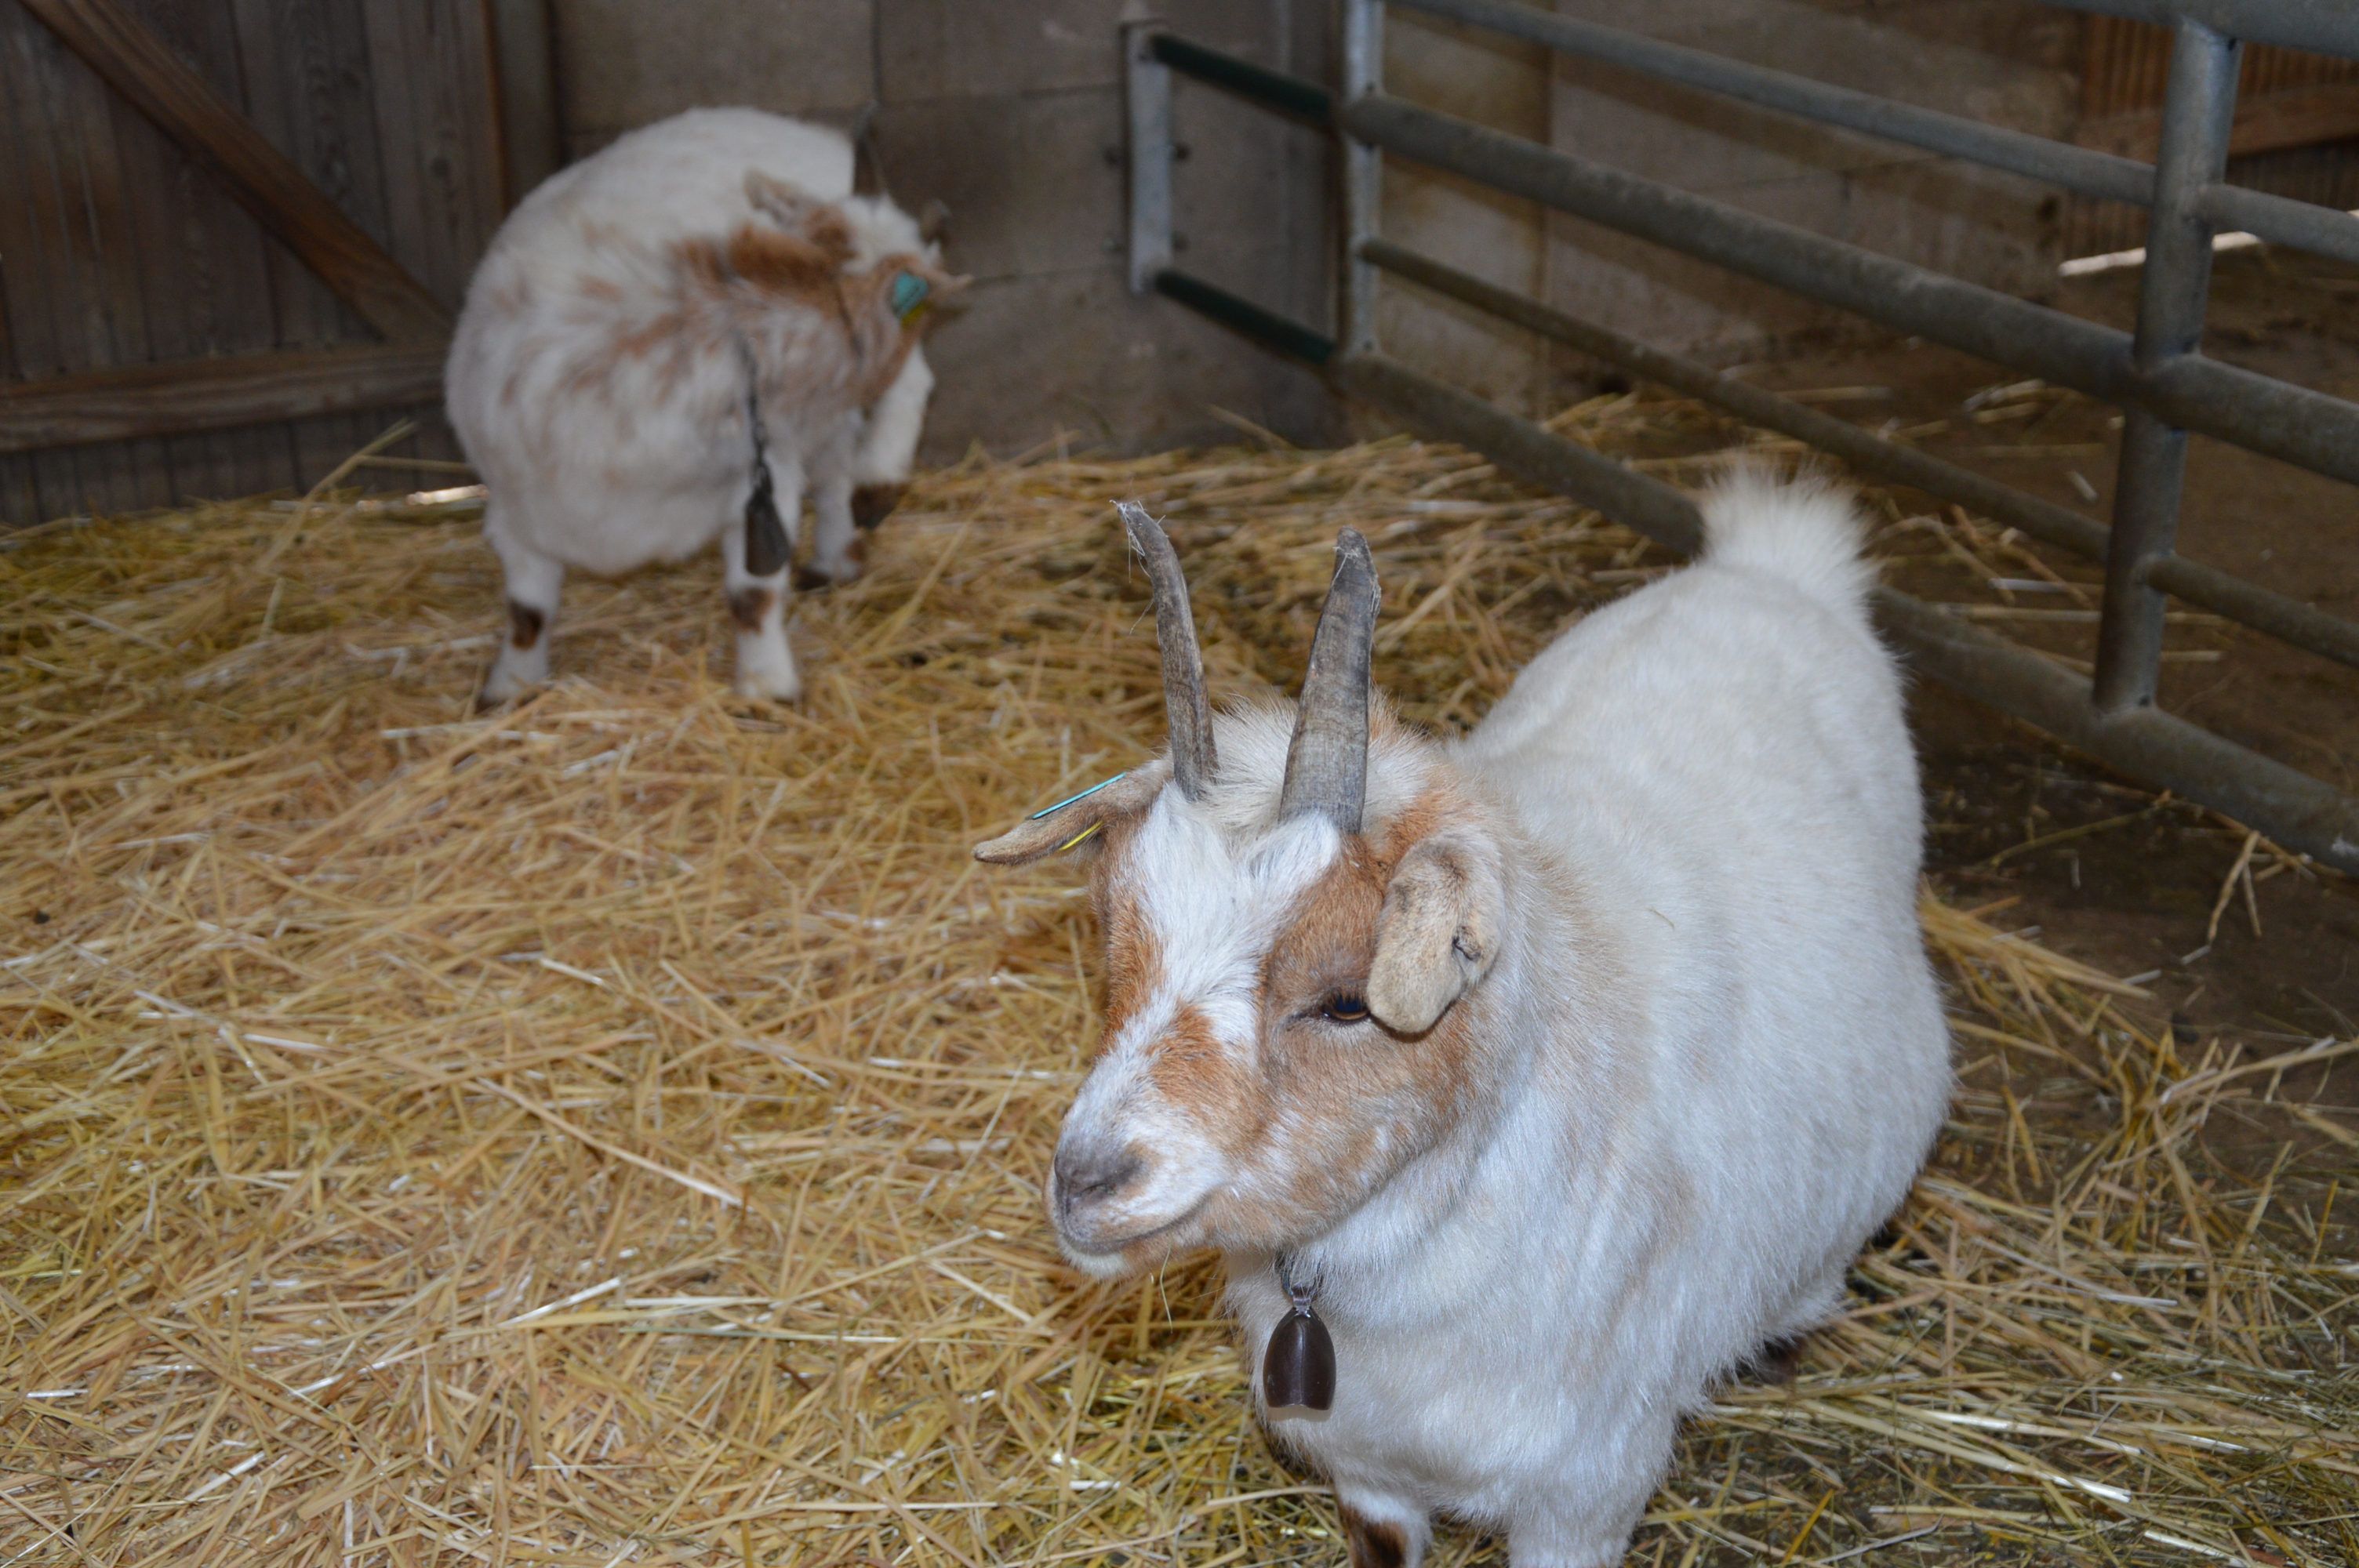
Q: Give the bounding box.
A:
[0,0,555,524]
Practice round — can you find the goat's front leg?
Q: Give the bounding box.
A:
[480,505,565,708]
[798,462,863,589]
[722,477,801,702]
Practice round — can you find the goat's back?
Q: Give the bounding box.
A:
[446,111,868,571]
[1456,474,1946,1364]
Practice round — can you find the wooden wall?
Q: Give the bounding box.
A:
[2067,16,2359,259]
[0,0,508,526]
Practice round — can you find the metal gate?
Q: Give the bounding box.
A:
[1122,0,2359,875]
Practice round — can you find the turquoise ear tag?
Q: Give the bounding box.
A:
[891,271,931,321]
[1029,772,1126,819]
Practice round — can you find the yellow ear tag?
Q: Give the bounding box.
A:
[1056,820,1103,853]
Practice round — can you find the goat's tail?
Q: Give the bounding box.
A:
[1696,463,1875,613]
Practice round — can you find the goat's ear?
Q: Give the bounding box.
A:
[744,170,816,226]
[972,769,1161,866]
[917,198,951,247]
[1368,830,1504,1034]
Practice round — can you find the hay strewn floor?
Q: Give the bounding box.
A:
[3,405,2355,1567]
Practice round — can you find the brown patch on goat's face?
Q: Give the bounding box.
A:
[1146,1002,1259,1156]
[506,600,546,651]
[727,586,773,630]
[1092,878,1163,1049]
[1052,772,1507,1268]
[1205,794,1491,1248]
[1339,1504,1410,1568]
[851,483,905,530]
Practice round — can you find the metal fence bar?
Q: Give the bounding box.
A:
[2197,184,2359,265]
[1390,0,2150,208]
[1123,23,1174,295]
[1140,35,2359,665]
[1155,271,1336,367]
[2043,0,2359,60]
[2095,19,2240,714]
[1336,353,2359,877]
[1140,270,2359,869]
[1386,0,2359,267]
[1127,23,2359,865]
[1148,33,1332,123]
[1400,0,2359,267]
[1342,0,1384,356]
[1336,91,2359,488]
[1358,238,2359,672]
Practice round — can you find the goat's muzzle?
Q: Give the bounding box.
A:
[1049,1139,1147,1250]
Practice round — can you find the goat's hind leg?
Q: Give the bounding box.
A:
[722,496,800,702]
[481,507,565,708]
[1336,1491,1430,1568]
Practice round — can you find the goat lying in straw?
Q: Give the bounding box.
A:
[448,109,961,706]
[976,476,1950,1568]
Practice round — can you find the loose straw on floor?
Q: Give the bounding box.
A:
[2,398,2350,1566]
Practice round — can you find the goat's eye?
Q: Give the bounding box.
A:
[1321,992,1370,1024]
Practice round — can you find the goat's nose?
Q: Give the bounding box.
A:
[1053,1144,1142,1216]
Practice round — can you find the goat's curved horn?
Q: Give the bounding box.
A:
[1118,501,1216,800]
[1278,528,1378,835]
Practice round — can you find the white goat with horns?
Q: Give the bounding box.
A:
[975,476,1950,1568]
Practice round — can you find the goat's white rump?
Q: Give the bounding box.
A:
[975,474,1950,1568]
[445,108,954,706]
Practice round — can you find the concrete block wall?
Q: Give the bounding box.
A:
[548,0,1344,460]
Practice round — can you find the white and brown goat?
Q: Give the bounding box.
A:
[976,479,1951,1567]
[446,109,961,706]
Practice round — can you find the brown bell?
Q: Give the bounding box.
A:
[744,466,790,579]
[1262,1306,1336,1411]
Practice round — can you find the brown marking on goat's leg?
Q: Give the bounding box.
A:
[507,599,547,650]
[851,482,906,530]
[727,586,774,632]
[1339,1504,1409,1568]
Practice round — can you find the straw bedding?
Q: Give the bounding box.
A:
[2,398,2354,1567]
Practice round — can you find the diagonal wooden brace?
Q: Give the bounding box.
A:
[19,0,454,345]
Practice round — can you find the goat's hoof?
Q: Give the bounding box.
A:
[795,540,867,592]
[732,670,803,704]
[476,673,531,711]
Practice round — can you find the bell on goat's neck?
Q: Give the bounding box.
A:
[1263,1305,1336,1410]
[744,464,789,579]
[1262,1258,1335,1412]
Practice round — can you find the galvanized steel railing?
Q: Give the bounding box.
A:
[1121,0,2359,873]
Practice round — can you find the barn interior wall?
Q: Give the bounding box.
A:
[548,0,1346,459]
[0,0,501,527]
[544,0,2078,455]
[13,2,2340,517]
[533,1,2359,457]
[1332,1,2081,415]
[1537,0,2078,372]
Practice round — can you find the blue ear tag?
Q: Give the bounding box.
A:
[891,271,931,321]
[1029,771,1127,820]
